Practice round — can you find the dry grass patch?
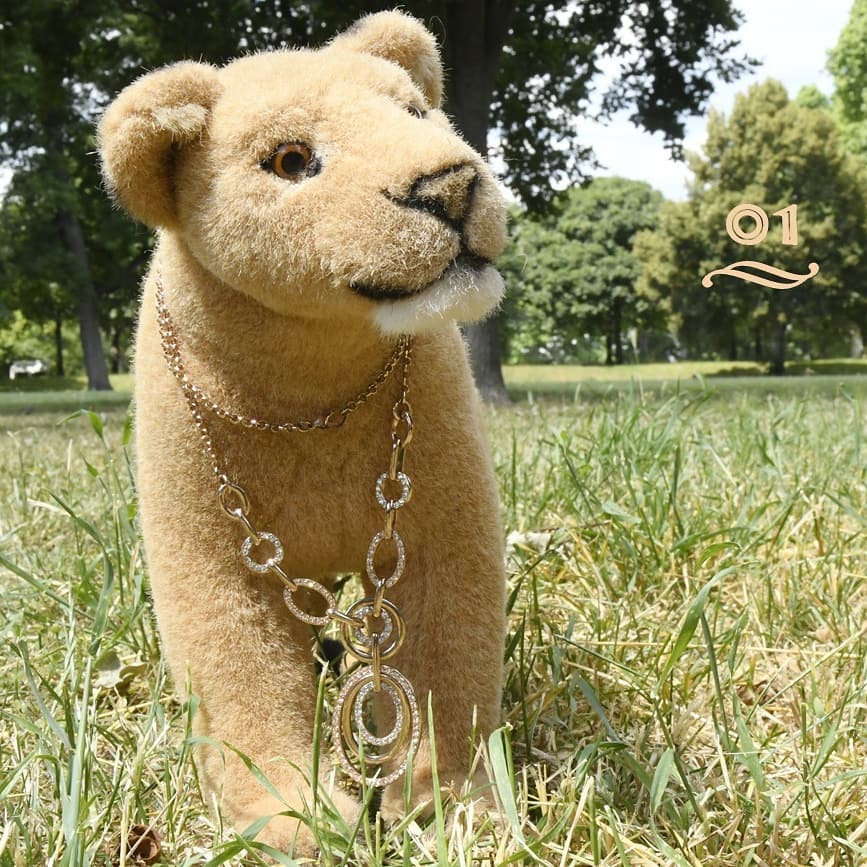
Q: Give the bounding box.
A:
[1,385,865,865]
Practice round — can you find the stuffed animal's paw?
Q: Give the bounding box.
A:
[379,765,494,823]
[235,787,362,860]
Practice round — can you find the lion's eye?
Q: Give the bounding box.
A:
[266,143,314,181]
[406,104,425,119]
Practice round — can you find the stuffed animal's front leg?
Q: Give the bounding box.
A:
[377,518,506,818]
[149,549,360,854]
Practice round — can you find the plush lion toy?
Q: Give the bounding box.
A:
[98,10,507,854]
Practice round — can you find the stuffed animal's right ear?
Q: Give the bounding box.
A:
[98,62,221,229]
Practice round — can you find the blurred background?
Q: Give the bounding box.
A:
[1,0,865,400]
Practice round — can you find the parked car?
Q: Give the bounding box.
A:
[9,359,48,380]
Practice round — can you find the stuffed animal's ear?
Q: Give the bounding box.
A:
[98,62,221,229]
[332,11,444,109]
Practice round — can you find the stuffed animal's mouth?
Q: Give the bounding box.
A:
[360,254,505,335]
[349,253,491,301]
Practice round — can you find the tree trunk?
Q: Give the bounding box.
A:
[770,320,787,375]
[850,326,864,358]
[57,209,112,390]
[753,325,763,361]
[464,314,512,401]
[54,316,64,377]
[727,319,738,361]
[112,324,126,374]
[44,115,112,391]
[444,0,514,403]
[78,293,111,390]
[613,298,624,364]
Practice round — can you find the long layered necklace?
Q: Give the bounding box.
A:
[155,281,420,787]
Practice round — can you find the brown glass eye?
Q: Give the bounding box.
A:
[268,143,314,180]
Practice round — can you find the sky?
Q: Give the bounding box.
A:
[577,0,856,200]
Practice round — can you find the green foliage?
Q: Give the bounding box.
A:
[796,84,831,111]
[828,0,867,156]
[0,171,86,324]
[0,2,337,386]
[501,177,662,363]
[491,0,754,208]
[635,79,867,371]
[0,311,50,370]
[0,311,83,377]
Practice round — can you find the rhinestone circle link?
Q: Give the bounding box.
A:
[375,472,412,511]
[341,598,405,662]
[241,532,283,573]
[353,681,404,746]
[352,605,394,648]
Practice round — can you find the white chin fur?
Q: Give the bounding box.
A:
[371,262,505,336]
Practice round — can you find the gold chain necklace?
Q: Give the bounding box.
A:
[155,280,420,788]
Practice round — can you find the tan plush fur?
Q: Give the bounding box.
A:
[98,10,507,854]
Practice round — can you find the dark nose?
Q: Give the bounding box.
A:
[405,163,478,227]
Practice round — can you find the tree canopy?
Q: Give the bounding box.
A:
[828,0,867,157]
[501,177,662,364]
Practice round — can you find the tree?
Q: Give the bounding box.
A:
[501,177,662,364]
[828,0,867,157]
[0,107,155,379]
[448,0,752,397]
[435,0,752,399]
[635,80,867,373]
[0,174,77,376]
[498,212,576,362]
[0,1,117,389]
[0,1,297,389]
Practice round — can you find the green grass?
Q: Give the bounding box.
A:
[505,357,867,384]
[0,374,132,416]
[504,358,867,399]
[3,361,863,414]
[0,373,133,393]
[1,384,866,865]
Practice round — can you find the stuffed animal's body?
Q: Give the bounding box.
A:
[99,11,507,852]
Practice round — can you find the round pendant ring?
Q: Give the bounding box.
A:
[241,532,283,573]
[375,472,412,511]
[341,598,405,662]
[366,530,405,587]
[332,665,420,787]
[282,579,335,627]
[353,680,404,746]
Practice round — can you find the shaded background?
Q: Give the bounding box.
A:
[1,0,865,397]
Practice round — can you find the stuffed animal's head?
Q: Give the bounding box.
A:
[98,11,507,334]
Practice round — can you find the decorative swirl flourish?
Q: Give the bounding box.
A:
[702,260,820,290]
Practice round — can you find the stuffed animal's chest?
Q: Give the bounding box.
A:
[132,299,429,581]
[201,412,395,576]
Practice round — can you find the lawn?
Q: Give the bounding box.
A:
[2,359,866,414]
[0,374,132,415]
[504,358,867,398]
[1,381,865,865]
